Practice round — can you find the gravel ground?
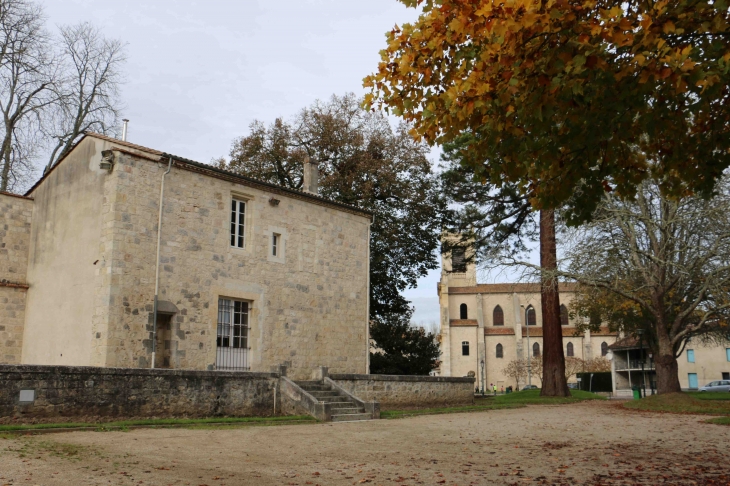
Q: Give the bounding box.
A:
[1,401,728,486]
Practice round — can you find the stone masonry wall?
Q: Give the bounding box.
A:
[0,192,33,364]
[0,365,279,422]
[94,151,370,379]
[331,374,475,409]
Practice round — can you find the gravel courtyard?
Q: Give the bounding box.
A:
[1,401,728,486]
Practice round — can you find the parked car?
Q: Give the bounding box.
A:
[699,380,730,392]
[521,384,539,390]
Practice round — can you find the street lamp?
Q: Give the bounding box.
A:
[520,304,532,387]
[480,359,485,396]
[637,328,646,398]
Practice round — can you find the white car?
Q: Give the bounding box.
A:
[699,380,730,392]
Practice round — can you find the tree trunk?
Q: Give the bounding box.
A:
[654,353,682,394]
[539,209,570,397]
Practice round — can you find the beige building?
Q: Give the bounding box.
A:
[0,133,371,379]
[438,250,618,390]
[609,337,730,396]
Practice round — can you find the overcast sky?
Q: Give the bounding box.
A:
[43,0,442,324]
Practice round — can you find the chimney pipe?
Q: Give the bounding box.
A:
[122,119,129,142]
[303,156,319,195]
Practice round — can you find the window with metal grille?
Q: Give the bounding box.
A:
[216,298,250,370]
[526,306,537,326]
[493,305,504,326]
[462,341,470,356]
[560,304,569,326]
[452,248,466,273]
[230,199,246,248]
[567,342,574,357]
[533,342,540,356]
[601,341,608,356]
[496,343,503,358]
[460,303,468,319]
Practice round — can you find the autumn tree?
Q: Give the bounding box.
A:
[220,93,444,330]
[563,178,730,394]
[366,0,730,396]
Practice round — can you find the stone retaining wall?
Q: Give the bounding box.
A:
[0,365,279,422]
[331,374,475,409]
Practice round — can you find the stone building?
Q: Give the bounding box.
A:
[438,249,618,390]
[0,133,372,379]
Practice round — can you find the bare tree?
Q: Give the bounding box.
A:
[564,357,584,381]
[44,22,125,172]
[561,177,730,394]
[502,359,527,390]
[0,0,57,192]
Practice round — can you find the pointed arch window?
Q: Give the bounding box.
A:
[526,306,537,326]
[560,304,569,326]
[533,342,540,356]
[566,342,574,357]
[496,343,503,358]
[460,303,468,320]
[493,305,504,326]
[601,341,608,357]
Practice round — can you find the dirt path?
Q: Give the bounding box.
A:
[1,401,728,485]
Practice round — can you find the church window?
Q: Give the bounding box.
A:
[493,305,504,326]
[462,341,470,356]
[567,342,574,357]
[452,248,466,273]
[526,306,537,326]
[560,304,569,326]
[496,343,503,358]
[601,341,608,356]
[533,342,540,356]
[460,303,468,319]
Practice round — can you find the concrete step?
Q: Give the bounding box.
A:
[329,407,364,414]
[299,385,330,392]
[331,413,373,422]
[307,390,339,398]
[294,381,323,387]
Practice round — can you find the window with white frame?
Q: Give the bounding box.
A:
[230,199,246,248]
[216,298,250,370]
[272,233,280,256]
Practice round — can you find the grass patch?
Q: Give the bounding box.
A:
[623,393,730,415]
[381,403,524,419]
[706,416,730,425]
[687,392,730,401]
[493,389,606,405]
[0,415,316,433]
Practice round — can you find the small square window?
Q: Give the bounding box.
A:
[462,341,470,356]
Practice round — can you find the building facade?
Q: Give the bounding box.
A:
[438,250,618,390]
[0,133,371,379]
[609,337,730,396]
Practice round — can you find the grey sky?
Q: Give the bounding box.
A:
[44,0,441,323]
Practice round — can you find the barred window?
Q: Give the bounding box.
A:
[230,199,246,248]
[217,298,249,349]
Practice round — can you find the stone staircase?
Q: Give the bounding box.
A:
[294,380,373,422]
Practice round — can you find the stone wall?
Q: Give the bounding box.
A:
[331,374,475,409]
[0,365,279,422]
[0,192,33,364]
[96,149,370,378]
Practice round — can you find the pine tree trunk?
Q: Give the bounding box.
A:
[539,209,570,397]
